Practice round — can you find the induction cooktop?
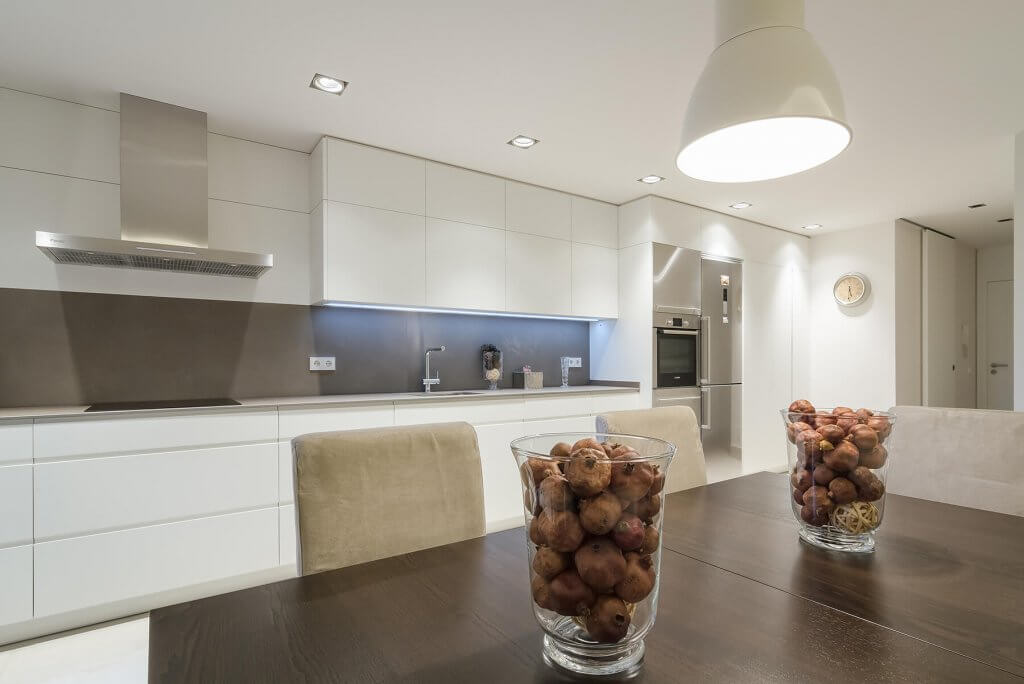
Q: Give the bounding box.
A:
[84,398,241,412]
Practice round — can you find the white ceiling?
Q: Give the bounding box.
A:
[1,0,1021,247]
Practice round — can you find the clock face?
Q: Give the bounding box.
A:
[834,274,868,306]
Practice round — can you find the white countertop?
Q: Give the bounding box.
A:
[0,384,639,422]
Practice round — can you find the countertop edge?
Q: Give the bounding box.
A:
[0,385,641,422]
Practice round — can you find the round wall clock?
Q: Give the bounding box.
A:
[833,272,870,307]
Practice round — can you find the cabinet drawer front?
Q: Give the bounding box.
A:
[0,545,32,625]
[394,397,525,427]
[35,443,278,540]
[523,394,594,421]
[34,508,279,617]
[34,410,277,460]
[278,405,395,441]
[0,465,32,547]
[592,392,641,415]
[0,423,32,465]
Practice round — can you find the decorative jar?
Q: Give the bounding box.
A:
[511,433,675,677]
[781,405,896,553]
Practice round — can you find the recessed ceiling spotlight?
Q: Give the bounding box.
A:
[803,223,822,230]
[310,73,348,95]
[508,135,539,148]
[638,175,665,184]
[729,202,752,209]
[997,217,1013,223]
[967,203,986,209]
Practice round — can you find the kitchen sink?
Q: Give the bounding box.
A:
[418,390,484,396]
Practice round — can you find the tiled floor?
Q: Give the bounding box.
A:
[705,454,743,483]
[0,615,148,684]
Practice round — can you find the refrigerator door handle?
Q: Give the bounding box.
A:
[700,316,711,384]
[699,387,711,430]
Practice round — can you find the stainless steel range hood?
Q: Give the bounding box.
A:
[35,94,273,278]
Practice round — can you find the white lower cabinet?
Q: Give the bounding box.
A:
[0,465,32,547]
[34,443,278,541]
[33,507,279,617]
[280,504,297,570]
[0,545,32,625]
[475,415,595,532]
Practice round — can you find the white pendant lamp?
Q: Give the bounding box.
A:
[677,0,851,183]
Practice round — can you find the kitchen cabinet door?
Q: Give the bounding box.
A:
[425,218,505,311]
[323,201,426,306]
[425,162,504,229]
[505,232,571,315]
[0,545,32,625]
[324,139,425,215]
[506,181,571,240]
[571,196,618,248]
[0,422,31,465]
[571,242,618,318]
[0,465,32,547]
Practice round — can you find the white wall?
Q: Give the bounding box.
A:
[1016,132,1023,410]
[894,220,922,405]
[977,244,1014,407]
[0,88,311,305]
[809,222,897,410]
[922,230,957,406]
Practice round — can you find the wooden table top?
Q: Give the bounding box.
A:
[149,473,1024,683]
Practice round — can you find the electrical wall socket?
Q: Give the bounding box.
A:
[309,356,336,371]
[561,356,582,368]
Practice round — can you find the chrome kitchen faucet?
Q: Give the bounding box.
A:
[423,346,445,392]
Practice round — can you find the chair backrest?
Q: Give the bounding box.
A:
[292,421,486,575]
[596,406,707,493]
[886,406,1024,517]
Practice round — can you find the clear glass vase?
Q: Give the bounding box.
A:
[780,407,896,553]
[511,433,675,677]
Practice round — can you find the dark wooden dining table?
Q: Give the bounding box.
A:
[148,472,1024,683]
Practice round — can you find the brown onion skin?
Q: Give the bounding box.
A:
[832,406,854,416]
[788,399,816,416]
[791,468,813,492]
[866,416,892,441]
[849,425,879,451]
[549,442,573,459]
[795,429,823,466]
[823,441,859,472]
[854,408,874,423]
[816,424,846,445]
[800,504,830,526]
[858,444,888,469]
[802,485,831,510]
[813,414,838,429]
[827,477,857,505]
[835,413,859,434]
[812,464,837,486]
[792,487,805,505]
[787,420,814,443]
[849,466,885,501]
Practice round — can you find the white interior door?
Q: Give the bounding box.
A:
[922,231,956,406]
[985,280,1013,409]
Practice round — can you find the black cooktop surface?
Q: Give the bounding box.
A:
[84,398,241,412]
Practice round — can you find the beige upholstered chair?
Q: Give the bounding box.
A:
[596,406,707,494]
[886,406,1024,517]
[292,421,486,575]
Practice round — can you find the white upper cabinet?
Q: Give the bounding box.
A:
[309,137,617,317]
[618,196,700,250]
[506,232,571,315]
[571,196,618,248]
[700,210,808,269]
[323,201,426,306]
[425,218,505,311]
[324,139,425,215]
[425,162,505,229]
[572,243,618,318]
[506,181,572,240]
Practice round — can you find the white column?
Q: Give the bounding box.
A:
[1015,132,1023,410]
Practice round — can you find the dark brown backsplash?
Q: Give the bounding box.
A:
[0,288,591,407]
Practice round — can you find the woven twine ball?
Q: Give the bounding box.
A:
[830,501,880,534]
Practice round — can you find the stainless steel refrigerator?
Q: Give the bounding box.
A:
[699,257,742,462]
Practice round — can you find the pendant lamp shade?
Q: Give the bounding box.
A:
[677,0,851,183]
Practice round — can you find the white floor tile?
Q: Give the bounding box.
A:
[0,615,148,684]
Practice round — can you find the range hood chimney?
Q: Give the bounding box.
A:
[36,94,273,278]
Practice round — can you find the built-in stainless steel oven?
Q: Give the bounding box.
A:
[652,312,700,388]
